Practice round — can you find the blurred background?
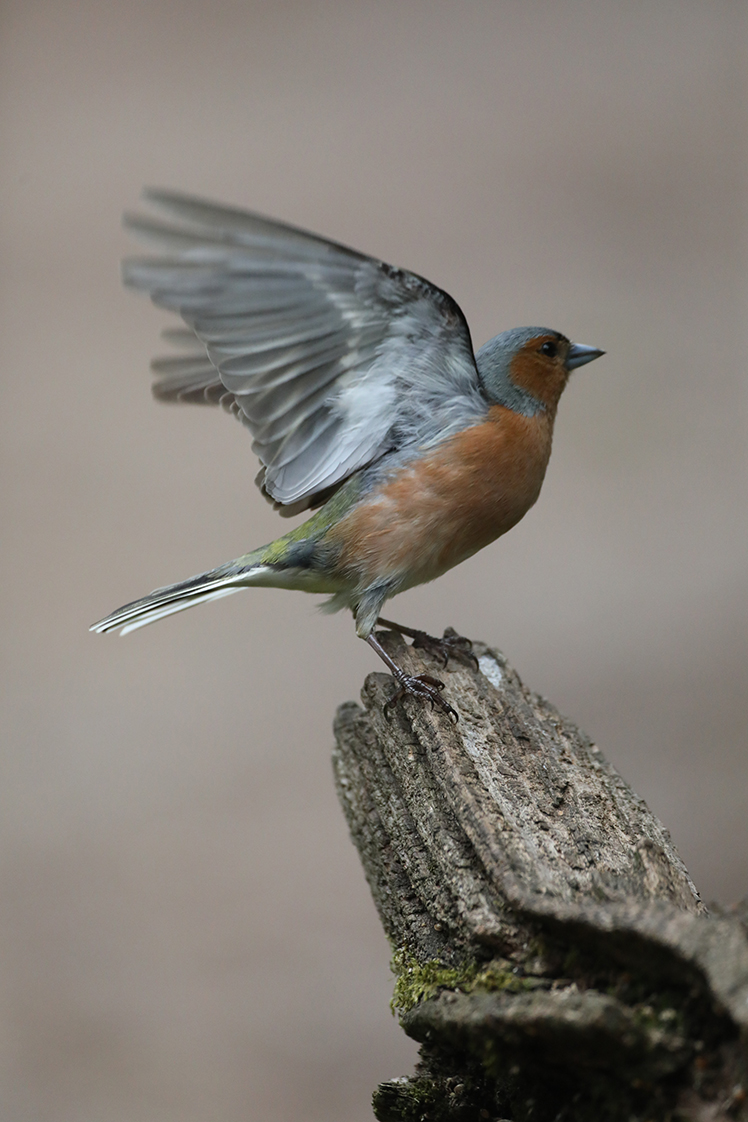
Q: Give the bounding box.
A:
[1,1,746,1119]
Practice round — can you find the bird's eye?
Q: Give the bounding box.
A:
[540,340,558,358]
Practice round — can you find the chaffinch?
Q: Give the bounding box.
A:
[92,190,603,718]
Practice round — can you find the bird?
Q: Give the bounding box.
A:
[91,189,604,719]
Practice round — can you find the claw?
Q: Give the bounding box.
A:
[412,626,479,670]
[367,629,459,722]
[384,672,458,723]
[377,618,479,671]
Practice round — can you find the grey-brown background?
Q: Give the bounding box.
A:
[1,2,746,1119]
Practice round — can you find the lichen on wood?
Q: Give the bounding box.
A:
[332,631,748,1122]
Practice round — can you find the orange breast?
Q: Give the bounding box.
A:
[328,405,555,590]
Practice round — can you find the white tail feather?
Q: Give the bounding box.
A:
[118,587,240,635]
[90,564,273,636]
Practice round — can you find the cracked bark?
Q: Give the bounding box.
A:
[332,631,748,1122]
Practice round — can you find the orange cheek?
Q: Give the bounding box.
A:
[509,351,568,410]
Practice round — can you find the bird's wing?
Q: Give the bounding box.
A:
[124,190,488,511]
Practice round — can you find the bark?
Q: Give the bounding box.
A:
[332,631,748,1122]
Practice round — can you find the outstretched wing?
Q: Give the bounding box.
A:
[124,190,487,512]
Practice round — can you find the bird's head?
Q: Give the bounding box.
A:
[475,327,604,416]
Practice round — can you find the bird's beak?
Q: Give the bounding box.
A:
[566,342,605,370]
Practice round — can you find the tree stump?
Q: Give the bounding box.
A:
[332,631,748,1122]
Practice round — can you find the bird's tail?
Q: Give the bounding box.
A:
[90,553,271,636]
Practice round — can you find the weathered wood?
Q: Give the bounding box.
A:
[332,631,748,1122]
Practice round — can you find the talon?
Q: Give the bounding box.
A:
[417,674,446,691]
[411,626,479,670]
[409,629,448,667]
[385,671,458,721]
[367,630,459,721]
[441,628,479,670]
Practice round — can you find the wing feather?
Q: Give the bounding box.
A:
[125,190,487,509]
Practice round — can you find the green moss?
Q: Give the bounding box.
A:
[472,960,544,994]
[390,949,478,1014]
[390,948,543,1015]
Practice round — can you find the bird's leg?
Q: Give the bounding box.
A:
[376,617,479,670]
[366,633,458,722]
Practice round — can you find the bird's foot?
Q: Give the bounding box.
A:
[376,618,478,670]
[412,626,479,670]
[383,671,458,723]
[366,630,459,721]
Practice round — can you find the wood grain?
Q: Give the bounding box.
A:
[333,632,748,1121]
